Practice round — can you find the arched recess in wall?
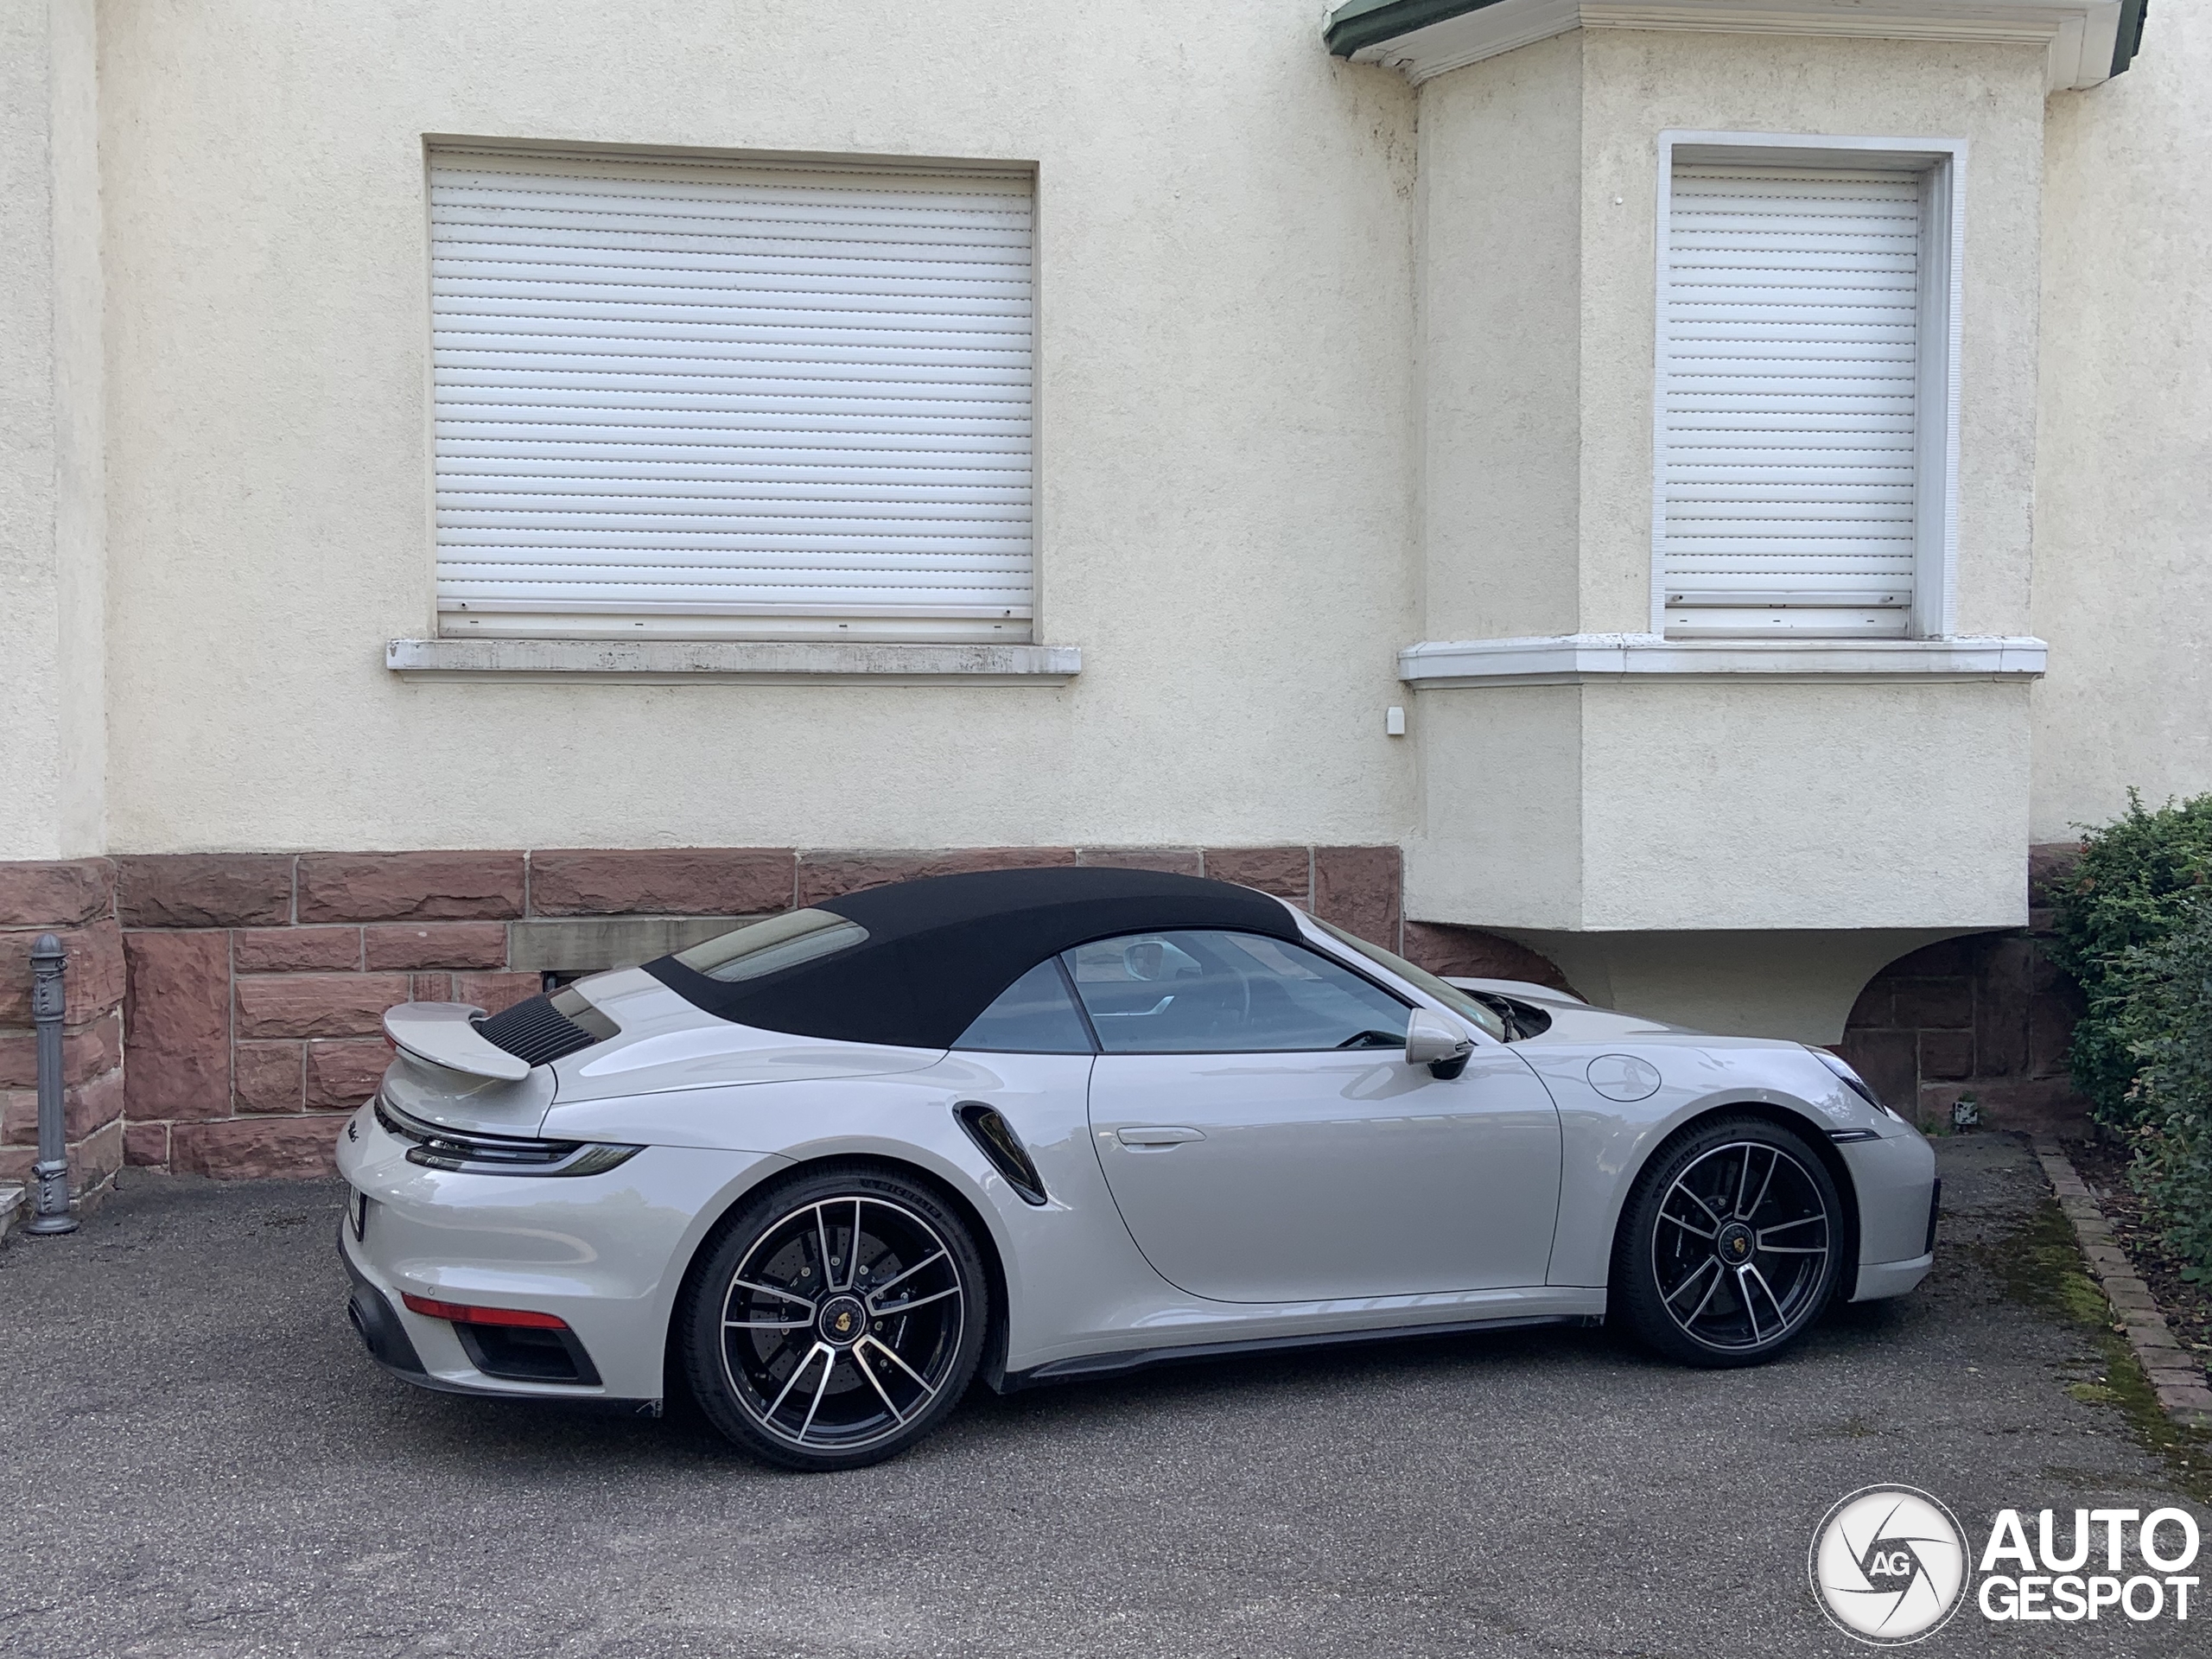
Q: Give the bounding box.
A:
[1835,909,2087,1139]
[1401,923,1579,998]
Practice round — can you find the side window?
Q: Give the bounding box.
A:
[1064,931,1411,1055]
[951,959,1096,1054]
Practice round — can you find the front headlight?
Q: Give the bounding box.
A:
[1809,1046,1903,1121]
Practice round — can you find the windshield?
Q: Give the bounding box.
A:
[672,909,869,983]
[1309,917,1510,1044]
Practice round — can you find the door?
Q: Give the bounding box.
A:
[1070,931,1562,1304]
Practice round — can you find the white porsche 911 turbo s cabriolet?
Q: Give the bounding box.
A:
[338,866,1938,1471]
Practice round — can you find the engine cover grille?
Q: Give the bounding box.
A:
[473,994,601,1067]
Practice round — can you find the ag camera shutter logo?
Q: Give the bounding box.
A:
[1810,1485,1969,1644]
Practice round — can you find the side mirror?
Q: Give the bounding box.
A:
[1405,1007,1474,1079]
[1122,940,1166,982]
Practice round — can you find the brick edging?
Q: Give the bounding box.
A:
[2032,1134,2212,1427]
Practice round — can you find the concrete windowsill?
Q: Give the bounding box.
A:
[387,638,1081,685]
[1398,633,2050,689]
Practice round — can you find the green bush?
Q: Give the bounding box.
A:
[2118,910,2212,1281]
[2047,791,2212,1126]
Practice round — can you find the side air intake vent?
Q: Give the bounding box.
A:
[955,1103,1049,1206]
[474,986,617,1067]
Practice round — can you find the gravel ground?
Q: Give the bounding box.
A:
[0,1133,2203,1657]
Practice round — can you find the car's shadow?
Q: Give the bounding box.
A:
[357,1293,1916,1478]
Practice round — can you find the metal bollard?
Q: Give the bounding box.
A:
[26,933,78,1236]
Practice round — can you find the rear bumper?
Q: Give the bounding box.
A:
[334,1097,791,1402]
[340,1220,642,1403]
[343,1248,424,1375]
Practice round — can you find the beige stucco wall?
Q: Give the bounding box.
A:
[1575,679,2030,931]
[1502,925,1968,1045]
[1417,30,1582,644]
[0,0,105,862]
[1409,677,2030,934]
[1409,685,1586,926]
[95,0,1420,853]
[16,0,2202,985]
[2031,6,2212,839]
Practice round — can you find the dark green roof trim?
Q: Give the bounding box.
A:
[1324,0,1503,59]
[2112,0,2149,76]
[1328,0,2151,81]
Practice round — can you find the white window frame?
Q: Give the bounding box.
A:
[1649,131,1967,642]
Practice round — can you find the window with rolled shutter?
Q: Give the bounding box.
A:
[428,146,1033,641]
[1656,161,1932,639]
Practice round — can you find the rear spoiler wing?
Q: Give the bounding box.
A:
[383,1001,531,1082]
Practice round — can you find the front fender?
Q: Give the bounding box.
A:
[1521,1040,1904,1288]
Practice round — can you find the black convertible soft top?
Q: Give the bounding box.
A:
[642,865,1300,1049]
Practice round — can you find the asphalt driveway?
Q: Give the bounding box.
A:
[1,1133,2202,1657]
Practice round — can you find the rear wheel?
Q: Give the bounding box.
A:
[680,1165,988,1471]
[1612,1117,1843,1367]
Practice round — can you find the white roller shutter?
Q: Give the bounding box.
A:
[429,146,1033,640]
[1658,162,1923,638]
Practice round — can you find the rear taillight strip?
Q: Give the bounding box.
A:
[373,1096,641,1178]
[401,1293,569,1330]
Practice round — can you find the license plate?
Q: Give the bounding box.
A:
[348,1188,372,1241]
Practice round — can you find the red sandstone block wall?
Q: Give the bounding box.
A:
[6,841,2088,1184]
[8,843,1536,1182]
[0,859,129,1198]
[1836,844,2090,1136]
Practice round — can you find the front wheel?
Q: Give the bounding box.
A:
[679,1165,988,1471]
[1612,1117,1844,1367]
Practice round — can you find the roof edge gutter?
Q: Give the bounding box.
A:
[2111,0,2149,76]
[1323,0,1501,59]
[1325,0,2151,84]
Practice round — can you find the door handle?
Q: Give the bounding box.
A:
[1117,1126,1205,1147]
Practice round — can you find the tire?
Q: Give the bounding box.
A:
[679,1163,989,1471]
[1611,1116,1845,1368]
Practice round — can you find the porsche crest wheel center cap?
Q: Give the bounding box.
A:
[1716,1221,1755,1263]
[817,1294,868,1347]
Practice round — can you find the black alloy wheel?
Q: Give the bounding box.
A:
[680,1164,988,1471]
[1613,1116,1844,1367]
